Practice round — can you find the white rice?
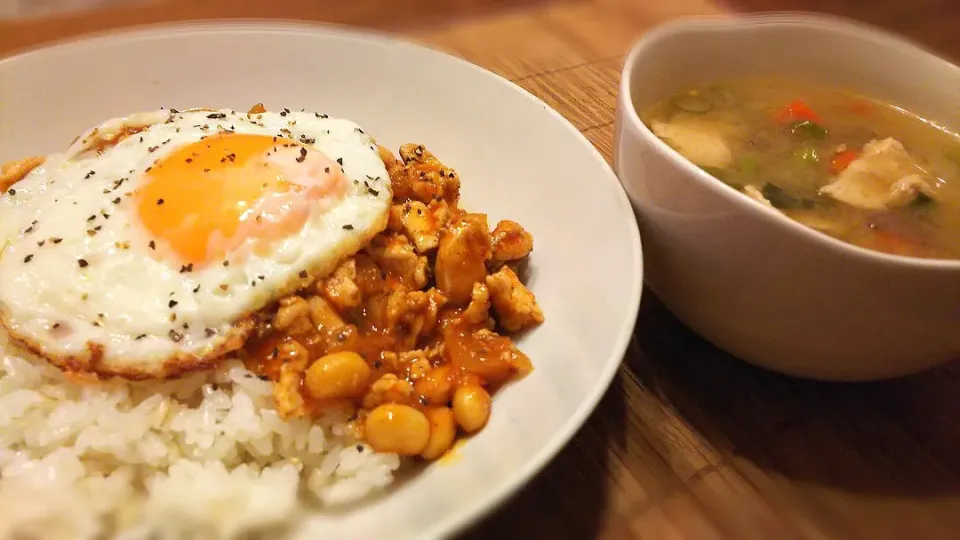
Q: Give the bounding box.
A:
[0,329,402,540]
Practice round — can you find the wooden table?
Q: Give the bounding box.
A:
[3,1,960,538]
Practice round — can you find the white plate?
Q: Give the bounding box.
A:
[0,21,643,539]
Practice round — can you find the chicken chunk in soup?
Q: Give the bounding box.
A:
[642,78,960,260]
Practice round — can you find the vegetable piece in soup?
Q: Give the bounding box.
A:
[642,78,960,260]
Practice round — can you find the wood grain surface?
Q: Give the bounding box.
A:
[3,1,960,539]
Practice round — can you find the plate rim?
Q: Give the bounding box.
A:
[0,20,645,539]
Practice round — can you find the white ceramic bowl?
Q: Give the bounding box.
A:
[0,22,643,539]
[615,13,960,381]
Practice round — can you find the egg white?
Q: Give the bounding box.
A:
[0,109,392,378]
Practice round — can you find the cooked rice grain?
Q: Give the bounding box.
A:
[0,329,401,540]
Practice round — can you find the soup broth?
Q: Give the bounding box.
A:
[642,78,960,260]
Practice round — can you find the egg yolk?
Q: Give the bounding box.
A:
[137,133,346,266]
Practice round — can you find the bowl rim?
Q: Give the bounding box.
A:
[618,11,960,272]
[0,20,645,539]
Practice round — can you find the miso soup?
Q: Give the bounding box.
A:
[643,78,960,260]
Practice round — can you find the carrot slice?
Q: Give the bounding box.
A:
[830,149,858,174]
[870,230,925,257]
[848,99,875,115]
[774,99,821,124]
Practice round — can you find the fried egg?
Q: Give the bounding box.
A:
[0,108,392,379]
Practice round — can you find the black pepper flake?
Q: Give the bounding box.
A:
[355,128,364,134]
[219,284,229,291]
[168,300,178,308]
[84,170,96,179]
[169,313,177,322]
[37,240,45,247]
[23,254,33,263]
[179,263,194,273]
[53,323,61,330]
[251,281,257,287]
[205,328,216,337]
[182,322,189,330]
[356,444,364,452]
[203,168,211,173]
[171,108,180,114]
[280,110,288,117]
[77,259,88,268]
[342,224,354,230]
[336,157,343,165]
[7,189,15,196]
[296,147,308,163]
[135,334,146,340]
[257,275,265,281]
[156,198,165,205]
[148,240,156,250]
[222,260,229,267]
[185,158,193,163]
[24,225,34,234]
[226,153,236,162]
[112,197,121,204]
[193,285,201,293]
[168,329,183,342]
[51,237,63,244]
[93,321,101,327]
[100,211,110,219]
[367,187,380,196]
[86,229,96,236]
[324,167,330,173]
[87,215,96,222]
[300,136,316,144]
[147,146,158,153]
[373,360,382,368]
[298,270,308,278]
[207,112,227,119]
[145,167,153,173]
[94,226,102,231]
[139,137,144,143]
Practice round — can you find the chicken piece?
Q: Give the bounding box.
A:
[271,340,310,419]
[353,253,387,296]
[435,213,492,306]
[491,220,533,263]
[486,266,544,333]
[398,350,431,381]
[743,185,774,208]
[651,118,734,169]
[384,288,448,348]
[387,144,461,205]
[362,373,415,409]
[377,144,399,169]
[319,259,362,310]
[462,283,492,326]
[308,295,345,332]
[1,157,44,192]
[274,296,312,334]
[820,138,935,210]
[390,200,441,253]
[366,233,429,289]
